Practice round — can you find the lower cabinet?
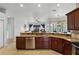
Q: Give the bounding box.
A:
[51,37,63,53]
[16,37,26,49]
[35,37,44,49]
[35,37,51,49]
[50,37,72,55]
[51,37,58,51]
[16,36,72,55]
[16,37,35,49]
[63,40,72,55]
[57,38,63,53]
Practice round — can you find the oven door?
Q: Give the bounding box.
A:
[72,42,79,55]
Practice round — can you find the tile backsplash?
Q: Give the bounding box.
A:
[71,30,79,39]
[72,33,79,39]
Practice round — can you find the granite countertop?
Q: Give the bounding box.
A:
[48,35,72,41]
[16,34,72,42]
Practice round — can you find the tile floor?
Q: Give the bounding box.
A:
[0,42,62,55]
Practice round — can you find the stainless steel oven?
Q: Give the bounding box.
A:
[72,41,79,55]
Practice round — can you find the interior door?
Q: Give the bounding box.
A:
[0,20,4,48]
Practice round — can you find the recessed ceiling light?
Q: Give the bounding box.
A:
[57,4,60,7]
[20,4,24,7]
[38,4,41,7]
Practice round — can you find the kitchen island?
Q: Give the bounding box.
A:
[16,32,72,55]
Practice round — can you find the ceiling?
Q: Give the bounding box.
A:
[0,3,76,23]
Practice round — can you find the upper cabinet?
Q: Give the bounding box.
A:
[74,9,79,30]
[67,12,75,30]
[66,8,79,30]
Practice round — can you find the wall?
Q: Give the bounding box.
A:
[6,17,14,43]
[14,16,30,36]
[0,8,14,47]
[0,12,8,46]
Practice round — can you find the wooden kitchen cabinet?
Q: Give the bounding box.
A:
[74,10,79,30]
[35,37,51,49]
[48,38,51,49]
[16,37,26,49]
[57,38,63,53]
[67,12,75,30]
[66,8,79,30]
[51,37,58,51]
[16,35,72,55]
[35,37,44,49]
[51,37,63,53]
[63,40,72,55]
[16,36,35,49]
[50,37,72,55]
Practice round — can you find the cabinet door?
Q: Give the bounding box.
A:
[51,37,63,53]
[16,37,26,49]
[63,40,72,55]
[35,37,44,49]
[75,10,79,30]
[51,37,58,51]
[57,38,63,53]
[35,37,51,49]
[67,12,75,30]
[48,39,51,49]
[35,41,44,49]
[43,38,51,49]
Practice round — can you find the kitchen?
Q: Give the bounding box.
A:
[0,3,79,55]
